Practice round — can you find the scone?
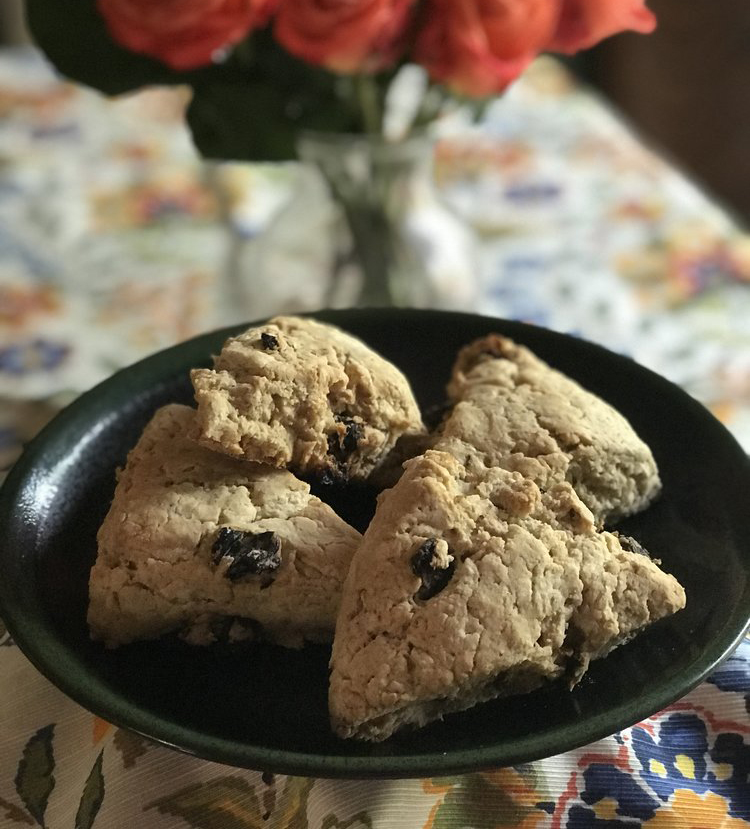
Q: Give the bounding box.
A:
[328,450,685,741]
[89,404,362,649]
[442,334,662,524]
[190,316,425,482]
[329,334,684,741]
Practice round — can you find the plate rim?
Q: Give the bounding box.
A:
[1,307,750,778]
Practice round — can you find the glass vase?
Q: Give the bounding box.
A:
[298,132,479,309]
[218,132,479,317]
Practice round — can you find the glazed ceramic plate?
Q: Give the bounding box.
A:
[1,309,749,778]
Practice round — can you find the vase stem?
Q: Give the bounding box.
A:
[338,200,395,306]
[355,74,383,136]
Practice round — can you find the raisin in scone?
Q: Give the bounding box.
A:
[190,316,424,482]
[441,334,661,524]
[89,404,361,649]
[328,450,685,741]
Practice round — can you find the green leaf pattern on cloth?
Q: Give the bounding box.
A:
[14,725,55,827]
[0,794,34,826]
[147,775,315,829]
[75,751,105,829]
[147,775,268,829]
[321,812,373,829]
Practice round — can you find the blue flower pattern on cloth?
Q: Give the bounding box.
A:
[709,640,750,701]
[566,764,660,827]
[633,712,750,821]
[0,339,70,376]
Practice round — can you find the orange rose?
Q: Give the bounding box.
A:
[97,0,276,71]
[548,0,656,53]
[413,0,560,97]
[275,0,416,74]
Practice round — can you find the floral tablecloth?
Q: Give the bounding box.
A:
[1,47,749,828]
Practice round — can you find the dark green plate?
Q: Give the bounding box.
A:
[1,309,749,778]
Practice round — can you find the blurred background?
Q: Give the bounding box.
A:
[4,0,749,225]
[2,0,750,457]
[575,0,750,226]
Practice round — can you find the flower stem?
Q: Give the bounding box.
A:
[355,73,382,135]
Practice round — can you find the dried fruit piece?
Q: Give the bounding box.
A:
[328,416,363,465]
[341,420,362,455]
[260,332,279,350]
[212,528,282,582]
[410,537,455,601]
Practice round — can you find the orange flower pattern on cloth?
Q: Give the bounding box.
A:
[97,0,277,71]
[275,0,416,73]
[644,789,749,829]
[549,0,656,54]
[414,0,559,96]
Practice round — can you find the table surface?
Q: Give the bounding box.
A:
[1,48,749,828]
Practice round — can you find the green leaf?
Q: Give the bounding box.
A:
[185,73,359,162]
[187,82,297,162]
[320,811,373,829]
[112,729,150,769]
[187,32,361,162]
[14,725,55,827]
[0,795,34,826]
[75,751,105,829]
[26,3,374,161]
[25,0,229,95]
[269,778,314,829]
[147,776,265,829]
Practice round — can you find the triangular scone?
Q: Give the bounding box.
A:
[442,335,662,524]
[190,316,425,482]
[89,404,362,649]
[328,450,685,741]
